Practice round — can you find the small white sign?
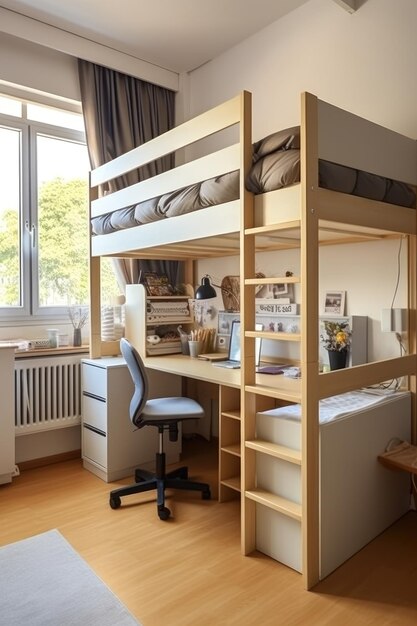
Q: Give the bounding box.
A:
[255,303,298,315]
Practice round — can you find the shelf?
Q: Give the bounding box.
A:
[221,476,241,492]
[245,384,301,404]
[221,443,241,457]
[146,295,190,300]
[221,410,241,421]
[245,275,300,286]
[245,488,302,521]
[146,317,193,325]
[244,220,301,237]
[246,330,301,342]
[245,440,301,465]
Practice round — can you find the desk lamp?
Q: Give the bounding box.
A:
[195,275,240,311]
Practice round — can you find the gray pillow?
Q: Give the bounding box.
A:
[247,149,300,194]
[252,127,300,163]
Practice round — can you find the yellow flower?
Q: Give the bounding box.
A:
[336,331,347,344]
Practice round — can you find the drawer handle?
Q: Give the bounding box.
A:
[83,423,106,437]
[83,391,106,403]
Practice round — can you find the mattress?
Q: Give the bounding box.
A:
[91,127,416,236]
[258,388,401,426]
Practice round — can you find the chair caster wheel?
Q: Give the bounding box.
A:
[158,506,171,520]
[202,489,211,500]
[109,495,121,509]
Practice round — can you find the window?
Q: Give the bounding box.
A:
[0,93,119,322]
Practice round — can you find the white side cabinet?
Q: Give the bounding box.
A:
[81,357,182,482]
[0,346,15,484]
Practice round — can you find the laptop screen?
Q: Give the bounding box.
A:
[229,320,262,365]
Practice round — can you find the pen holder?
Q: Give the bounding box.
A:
[188,340,202,358]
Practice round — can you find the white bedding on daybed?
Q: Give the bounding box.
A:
[255,389,411,579]
[260,388,398,425]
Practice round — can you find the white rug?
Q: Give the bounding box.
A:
[0,529,141,625]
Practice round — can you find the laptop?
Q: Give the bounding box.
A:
[213,320,262,369]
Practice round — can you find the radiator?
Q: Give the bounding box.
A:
[14,355,82,435]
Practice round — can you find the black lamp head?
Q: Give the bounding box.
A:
[195,275,217,300]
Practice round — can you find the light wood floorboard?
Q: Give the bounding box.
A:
[0,438,416,625]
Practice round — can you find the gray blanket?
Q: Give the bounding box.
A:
[92,127,415,236]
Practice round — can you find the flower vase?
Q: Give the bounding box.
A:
[328,349,347,371]
[73,328,82,347]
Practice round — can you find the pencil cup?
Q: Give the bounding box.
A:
[188,340,202,358]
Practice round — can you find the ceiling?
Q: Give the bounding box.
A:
[0,0,311,73]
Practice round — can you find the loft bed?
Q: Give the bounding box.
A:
[88,91,417,589]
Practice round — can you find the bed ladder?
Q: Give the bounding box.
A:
[240,92,321,590]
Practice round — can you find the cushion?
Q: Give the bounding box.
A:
[384,180,416,208]
[134,197,164,224]
[319,160,357,195]
[353,170,387,202]
[252,126,300,163]
[199,171,239,207]
[247,149,300,194]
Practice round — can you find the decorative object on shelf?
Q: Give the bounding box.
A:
[320,320,351,370]
[46,329,59,348]
[69,306,88,347]
[328,349,348,370]
[143,272,174,296]
[324,290,346,316]
[73,328,82,347]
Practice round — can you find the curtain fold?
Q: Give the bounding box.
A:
[78,60,182,290]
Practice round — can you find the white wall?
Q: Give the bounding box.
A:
[188,0,416,362]
[188,0,417,139]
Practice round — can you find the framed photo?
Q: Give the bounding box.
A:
[324,290,345,316]
[144,272,174,296]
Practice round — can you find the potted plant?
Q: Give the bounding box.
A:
[320,320,351,370]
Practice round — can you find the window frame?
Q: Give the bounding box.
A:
[0,97,89,325]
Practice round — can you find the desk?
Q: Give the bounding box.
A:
[142,353,301,502]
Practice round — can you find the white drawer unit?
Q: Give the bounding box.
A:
[81,357,182,482]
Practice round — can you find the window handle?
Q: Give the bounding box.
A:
[25,221,36,248]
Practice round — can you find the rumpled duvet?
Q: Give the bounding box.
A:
[92,126,415,236]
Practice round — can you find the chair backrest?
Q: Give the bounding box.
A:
[120,338,149,427]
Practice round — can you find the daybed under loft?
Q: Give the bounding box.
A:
[88,90,417,589]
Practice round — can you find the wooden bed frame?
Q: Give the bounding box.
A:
[88,90,417,589]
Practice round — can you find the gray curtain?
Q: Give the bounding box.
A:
[78,60,182,290]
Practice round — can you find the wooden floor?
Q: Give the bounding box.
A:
[1,438,417,625]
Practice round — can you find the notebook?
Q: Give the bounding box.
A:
[213,320,262,369]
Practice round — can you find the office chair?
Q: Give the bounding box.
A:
[109,338,211,520]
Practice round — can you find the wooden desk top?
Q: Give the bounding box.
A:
[144,354,241,388]
[143,353,301,400]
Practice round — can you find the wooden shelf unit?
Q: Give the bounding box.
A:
[125,284,194,357]
[219,386,241,502]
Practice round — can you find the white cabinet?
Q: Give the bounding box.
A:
[81,357,182,482]
[0,346,15,484]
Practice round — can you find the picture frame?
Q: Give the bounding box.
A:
[143,272,174,296]
[324,290,346,316]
